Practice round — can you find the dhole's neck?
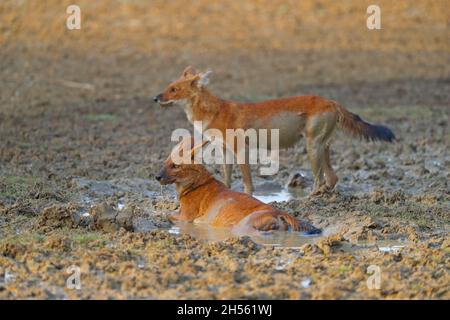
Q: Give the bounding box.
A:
[187,88,224,120]
[176,174,223,220]
[175,170,216,199]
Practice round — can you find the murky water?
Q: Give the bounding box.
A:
[167,221,411,250]
[377,245,405,253]
[253,190,290,203]
[163,181,315,246]
[74,178,413,250]
[75,178,317,247]
[168,221,319,247]
[117,198,125,210]
[250,180,308,203]
[334,240,409,254]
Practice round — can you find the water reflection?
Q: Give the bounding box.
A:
[169,221,319,247]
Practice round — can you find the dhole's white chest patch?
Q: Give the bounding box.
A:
[179,100,211,128]
[174,99,193,122]
[181,101,194,123]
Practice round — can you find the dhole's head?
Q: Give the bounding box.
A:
[153,66,212,107]
[155,138,210,186]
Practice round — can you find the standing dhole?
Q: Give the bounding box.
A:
[154,67,395,195]
[155,138,321,235]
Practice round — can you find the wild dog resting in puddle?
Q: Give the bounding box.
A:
[154,66,395,196]
[155,138,321,235]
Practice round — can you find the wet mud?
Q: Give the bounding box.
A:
[0,0,449,299]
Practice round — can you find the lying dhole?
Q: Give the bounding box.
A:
[155,138,321,235]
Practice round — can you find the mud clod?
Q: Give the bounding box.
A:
[316,235,345,255]
[43,234,71,251]
[90,203,134,232]
[0,243,26,259]
[35,204,79,231]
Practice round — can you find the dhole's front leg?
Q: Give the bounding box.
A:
[168,211,181,222]
[240,144,255,194]
[230,141,254,194]
[239,163,254,195]
[168,210,196,222]
[222,164,232,188]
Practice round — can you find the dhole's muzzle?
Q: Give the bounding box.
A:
[155,168,174,185]
[153,93,174,107]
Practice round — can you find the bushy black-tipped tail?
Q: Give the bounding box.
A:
[335,104,395,142]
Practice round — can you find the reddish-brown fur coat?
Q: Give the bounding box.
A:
[156,140,320,234]
[154,67,394,195]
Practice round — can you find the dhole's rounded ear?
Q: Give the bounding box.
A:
[182,66,196,78]
[189,70,212,88]
[197,70,212,87]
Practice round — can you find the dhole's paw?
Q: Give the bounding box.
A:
[244,186,254,195]
[308,185,334,198]
[168,213,180,222]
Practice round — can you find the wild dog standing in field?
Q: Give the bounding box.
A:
[154,67,395,196]
[155,138,321,235]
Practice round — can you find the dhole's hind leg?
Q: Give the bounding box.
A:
[323,145,338,190]
[234,211,320,234]
[306,139,325,194]
[306,112,337,196]
[233,211,288,234]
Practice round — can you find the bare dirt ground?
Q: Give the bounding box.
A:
[0,0,449,299]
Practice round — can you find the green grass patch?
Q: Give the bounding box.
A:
[84,113,118,122]
[70,232,108,246]
[0,175,70,204]
[0,175,42,200]
[18,142,33,149]
[0,231,45,245]
[333,265,352,274]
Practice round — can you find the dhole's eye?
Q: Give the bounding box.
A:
[170,87,177,93]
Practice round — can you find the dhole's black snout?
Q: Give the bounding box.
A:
[153,94,162,103]
[155,168,169,183]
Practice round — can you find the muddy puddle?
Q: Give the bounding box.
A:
[72,177,322,248]
[252,181,308,203]
[167,221,319,247]
[69,177,421,253]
